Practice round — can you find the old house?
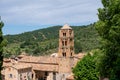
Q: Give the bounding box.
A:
[2,63,32,80]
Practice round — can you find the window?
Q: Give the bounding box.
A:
[45,72,48,76]
[65,53,66,57]
[62,53,64,56]
[20,74,22,80]
[63,33,66,36]
[62,74,65,79]
[9,74,12,78]
[70,38,72,41]
[53,72,56,75]
[62,41,64,46]
[20,74,22,77]
[71,52,72,56]
[70,46,73,50]
[53,72,56,80]
[32,74,33,78]
[62,52,66,57]
[24,76,26,78]
[65,41,67,46]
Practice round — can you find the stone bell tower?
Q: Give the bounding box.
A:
[58,24,74,57]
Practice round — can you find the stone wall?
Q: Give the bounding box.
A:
[58,58,72,73]
[5,67,18,80]
[56,73,70,80]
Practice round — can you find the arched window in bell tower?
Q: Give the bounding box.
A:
[62,52,66,57]
[62,41,64,46]
[70,38,72,42]
[63,33,66,37]
[71,52,72,56]
[65,41,67,46]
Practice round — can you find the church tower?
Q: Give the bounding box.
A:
[58,24,74,57]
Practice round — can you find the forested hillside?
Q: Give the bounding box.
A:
[3,24,100,57]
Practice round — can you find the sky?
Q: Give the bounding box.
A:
[0,0,103,35]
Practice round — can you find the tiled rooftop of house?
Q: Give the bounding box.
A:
[32,64,58,72]
[11,63,32,70]
[3,59,12,67]
[74,53,86,59]
[19,56,58,64]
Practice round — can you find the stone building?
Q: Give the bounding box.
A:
[58,24,74,57]
[1,24,85,80]
[2,63,32,80]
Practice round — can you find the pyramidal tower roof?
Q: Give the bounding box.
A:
[61,24,72,29]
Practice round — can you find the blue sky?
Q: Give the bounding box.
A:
[0,0,103,35]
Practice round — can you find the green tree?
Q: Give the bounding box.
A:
[74,40,82,53]
[0,17,5,79]
[72,53,99,80]
[95,0,120,79]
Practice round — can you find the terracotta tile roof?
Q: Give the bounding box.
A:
[11,63,32,70]
[19,56,58,64]
[61,24,72,29]
[18,54,25,58]
[3,62,12,67]
[74,53,86,59]
[3,58,11,62]
[19,56,59,72]
[32,64,58,72]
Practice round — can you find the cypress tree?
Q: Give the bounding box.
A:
[0,17,4,80]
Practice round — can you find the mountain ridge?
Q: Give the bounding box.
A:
[3,24,100,57]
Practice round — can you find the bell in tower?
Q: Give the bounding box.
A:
[58,24,74,58]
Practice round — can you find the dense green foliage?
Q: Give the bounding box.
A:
[0,19,5,79]
[95,0,120,79]
[73,50,99,80]
[3,24,100,57]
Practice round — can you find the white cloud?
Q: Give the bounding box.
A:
[0,0,103,34]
